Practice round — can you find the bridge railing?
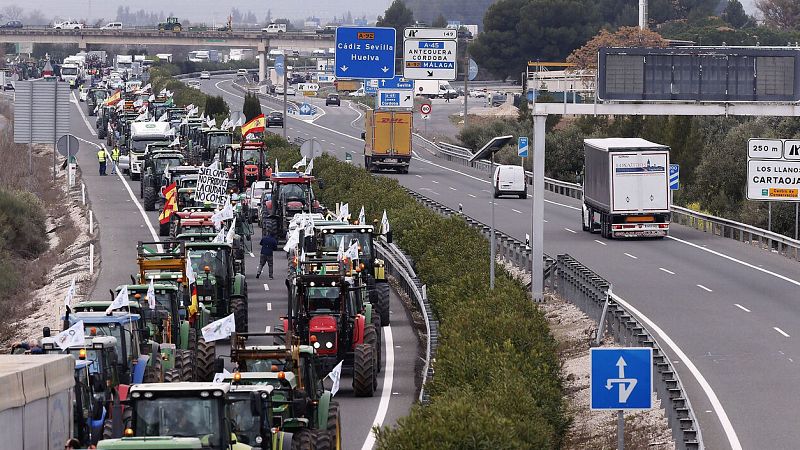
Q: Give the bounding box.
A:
[428,140,800,260]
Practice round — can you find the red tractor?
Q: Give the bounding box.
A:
[262,172,321,239]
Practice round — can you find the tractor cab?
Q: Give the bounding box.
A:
[226,385,294,449]
[232,141,270,190]
[263,173,321,240]
[73,359,107,446]
[41,334,120,394]
[186,241,248,332]
[141,148,184,211]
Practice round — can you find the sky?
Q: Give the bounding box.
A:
[0,0,394,24]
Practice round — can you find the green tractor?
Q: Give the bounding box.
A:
[228,332,341,449]
[96,382,293,450]
[187,240,249,332]
[158,16,182,33]
[140,147,185,211]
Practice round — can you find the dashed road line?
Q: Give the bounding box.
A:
[734,304,751,313]
[594,239,607,246]
[624,253,638,259]
[774,327,791,338]
[449,186,457,191]
[415,175,422,178]
[564,228,577,233]
[263,283,270,291]
[511,208,522,214]
[697,284,712,292]
[659,267,676,275]
[431,180,439,184]
[467,193,476,198]
[267,302,272,311]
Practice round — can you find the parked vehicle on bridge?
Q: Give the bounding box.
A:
[262,23,287,33]
[100,22,123,30]
[581,138,671,239]
[53,19,84,30]
[362,109,412,173]
[158,16,182,33]
[0,20,22,29]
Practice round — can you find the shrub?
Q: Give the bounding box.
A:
[243,92,263,122]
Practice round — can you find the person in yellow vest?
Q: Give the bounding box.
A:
[97,148,107,176]
[110,145,120,174]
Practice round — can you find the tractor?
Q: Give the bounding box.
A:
[262,172,321,240]
[158,16,182,33]
[186,240,249,332]
[96,383,293,450]
[231,141,270,191]
[280,256,381,397]
[140,148,185,211]
[228,331,341,449]
[73,359,107,446]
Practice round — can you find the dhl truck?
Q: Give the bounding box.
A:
[361,108,412,173]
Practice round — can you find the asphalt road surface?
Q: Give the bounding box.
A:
[63,88,417,450]
[203,75,800,450]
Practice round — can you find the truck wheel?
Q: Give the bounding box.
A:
[375,282,390,326]
[232,297,248,333]
[143,185,157,211]
[352,343,375,397]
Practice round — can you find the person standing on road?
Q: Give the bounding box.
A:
[110,145,120,174]
[256,232,278,279]
[97,148,107,176]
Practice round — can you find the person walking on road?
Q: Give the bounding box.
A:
[97,148,107,176]
[256,233,278,279]
[110,145,120,174]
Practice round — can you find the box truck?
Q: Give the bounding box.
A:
[362,109,412,173]
[413,80,457,99]
[581,138,671,238]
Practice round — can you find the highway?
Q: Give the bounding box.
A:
[203,75,800,450]
[63,88,417,450]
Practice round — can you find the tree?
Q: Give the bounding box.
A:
[377,0,415,60]
[567,26,669,70]
[722,0,753,28]
[2,6,23,21]
[432,14,447,28]
[204,95,229,119]
[756,0,800,29]
[243,92,262,122]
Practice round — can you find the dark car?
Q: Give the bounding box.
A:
[266,112,284,127]
[1,21,23,29]
[325,93,340,106]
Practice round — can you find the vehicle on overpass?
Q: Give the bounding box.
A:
[158,16,182,33]
[362,109,412,173]
[262,23,287,33]
[53,19,84,30]
[199,70,211,80]
[581,137,671,239]
[0,20,22,29]
[266,111,284,127]
[100,22,123,30]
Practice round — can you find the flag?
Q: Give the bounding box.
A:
[141,83,152,92]
[159,182,178,224]
[185,103,194,112]
[160,88,167,96]
[220,202,235,220]
[220,117,230,129]
[283,228,300,252]
[133,98,143,107]
[105,285,130,314]
[104,90,121,106]
[226,217,237,244]
[212,227,226,243]
[166,127,177,137]
[201,313,236,342]
[344,240,359,261]
[186,254,196,285]
[241,114,265,137]
[274,158,279,174]
[304,158,314,175]
[158,112,168,122]
[292,156,307,170]
[337,237,345,261]
[148,94,155,102]
[169,136,180,147]
[63,277,76,309]
[135,112,148,122]
[327,360,343,396]
[212,368,232,383]
[381,210,390,234]
[189,106,199,116]
[206,117,216,128]
[234,116,244,128]
[147,278,156,310]
[55,320,86,351]
[358,206,365,225]
[338,203,349,222]
[188,285,198,316]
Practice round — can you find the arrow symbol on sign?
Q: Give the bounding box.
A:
[381,66,389,73]
[603,357,638,403]
[340,65,348,72]
[405,95,411,101]
[426,70,434,77]
[616,356,626,378]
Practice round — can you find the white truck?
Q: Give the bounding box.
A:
[581,138,671,239]
[123,122,172,180]
[413,80,457,99]
[262,23,287,33]
[114,54,133,77]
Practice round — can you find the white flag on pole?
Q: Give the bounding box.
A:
[338,203,349,222]
[158,112,168,122]
[283,228,300,252]
[212,368,232,383]
[105,285,130,314]
[135,112,148,122]
[358,206,365,225]
[133,98,143,107]
[201,313,236,342]
[274,158,279,174]
[344,240,359,261]
[327,360,344,396]
[169,136,180,147]
[148,94,155,102]
[381,210,390,234]
[63,277,76,309]
[212,227,226,243]
[226,217,237,244]
[186,254,196,285]
[185,103,194,112]
[220,118,230,129]
[337,237,346,261]
[304,158,314,175]
[147,278,156,310]
[55,320,86,351]
[234,116,244,128]
[206,117,216,128]
[220,202,235,220]
[292,156,307,170]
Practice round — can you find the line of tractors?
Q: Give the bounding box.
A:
[23,88,395,449]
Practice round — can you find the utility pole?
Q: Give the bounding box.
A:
[463,46,469,129]
[282,53,288,141]
[639,0,648,29]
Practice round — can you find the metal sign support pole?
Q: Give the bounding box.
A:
[463,47,468,129]
[618,410,625,449]
[53,83,58,183]
[282,59,288,141]
[768,201,772,231]
[531,112,546,301]
[795,203,798,240]
[490,151,496,290]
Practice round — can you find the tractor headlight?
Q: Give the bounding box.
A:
[325,341,333,349]
[313,342,320,349]
[255,436,263,444]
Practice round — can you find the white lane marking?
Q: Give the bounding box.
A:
[467,193,476,198]
[431,180,439,184]
[564,228,576,233]
[265,325,271,333]
[543,219,548,223]
[347,101,364,129]
[624,252,638,259]
[481,189,490,193]
[667,235,800,288]
[594,239,607,246]
[267,302,272,311]
[609,291,742,450]
[774,327,791,338]
[734,303,751,313]
[697,284,713,292]
[361,325,394,450]
[415,175,422,178]
[511,208,522,214]
[449,186,457,191]
[71,93,98,137]
[248,251,255,258]
[263,283,270,291]
[659,267,675,275]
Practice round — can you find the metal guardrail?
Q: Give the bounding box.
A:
[374,240,437,404]
[403,185,703,449]
[433,141,800,260]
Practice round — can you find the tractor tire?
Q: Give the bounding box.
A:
[143,185,157,211]
[352,343,375,397]
[139,176,144,198]
[102,417,113,439]
[159,221,170,237]
[177,349,194,381]
[232,296,248,333]
[375,282,390,326]
[371,314,382,373]
[143,356,162,383]
[321,400,341,450]
[164,368,181,383]
[363,324,380,382]
[195,337,216,381]
[265,217,278,239]
[273,323,286,345]
[291,428,315,450]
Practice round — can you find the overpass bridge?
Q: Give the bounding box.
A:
[0,28,336,80]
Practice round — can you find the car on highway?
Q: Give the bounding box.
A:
[325,93,340,106]
[236,68,249,77]
[247,180,271,222]
[274,85,296,96]
[0,21,23,29]
[266,112,284,127]
[100,22,123,30]
[78,86,88,102]
[262,23,287,33]
[199,71,211,80]
[469,89,487,98]
[491,92,507,107]
[350,87,366,97]
[53,20,84,30]
[316,25,337,35]
[493,165,526,199]
[186,79,201,89]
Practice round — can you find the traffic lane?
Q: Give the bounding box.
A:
[68,93,157,296]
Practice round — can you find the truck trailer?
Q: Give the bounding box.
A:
[362,109,412,173]
[581,138,671,239]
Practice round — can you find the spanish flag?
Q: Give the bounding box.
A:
[104,90,121,106]
[241,114,265,137]
[188,285,198,317]
[159,182,178,224]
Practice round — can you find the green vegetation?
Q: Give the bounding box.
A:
[203,95,229,119]
[264,136,569,449]
[376,0,416,60]
[243,92,262,122]
[148,64,230,115]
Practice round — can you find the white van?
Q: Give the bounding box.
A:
[493,165,527,198]
[100,22,123,30]
[262,23,287,34]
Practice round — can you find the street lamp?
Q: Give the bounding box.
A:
[469,135,514,289]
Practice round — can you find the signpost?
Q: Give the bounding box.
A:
[669,164,679,190]
[378,90,413,109]
[747,138,800,201]
[195,166,230,206]
[518,136,529,158]
[275,55,285,77]
[335,27,396,79]
[420,103,432,133]
[299,103,314,116]
[14,80,71,183]
[591,347,653,450]
[378,75,413,90]
[364,79,379,95]
[56,134,79,187]
[403,28,458,80]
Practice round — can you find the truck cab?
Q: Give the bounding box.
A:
[126,122,172,180]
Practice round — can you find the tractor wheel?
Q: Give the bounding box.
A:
[232,296,248,333]
[273,323,286,345]
[143,185,157,211]
[177,349,194,381]
[375,282,390,326]
[102,417,113,439]
[143,356,162,383]
[321,400,341,450]
[291,428,315,450]
[371,314,382,373]
[352,343,375,397]
[363,324,380,384]
[159,220,170,237]
[265,217,278,238]
[195,337,216,381]
[164,368,181,383]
